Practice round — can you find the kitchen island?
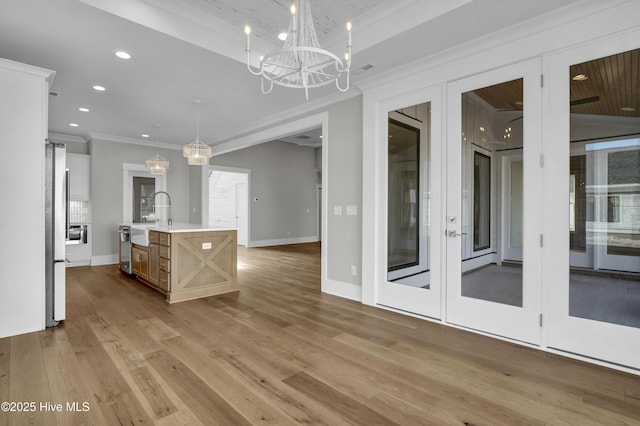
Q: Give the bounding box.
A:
[129,224,238,303]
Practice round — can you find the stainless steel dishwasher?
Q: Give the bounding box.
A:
[118,225,132,274]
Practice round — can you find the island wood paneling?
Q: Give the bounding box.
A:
[1,243,639,424]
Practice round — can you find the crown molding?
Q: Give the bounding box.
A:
[48,132,87,144]
[356,0,632,93]
[88,132,182,150]
[212,87,362,146]
[323,0,472,55]
[0,57,55,81]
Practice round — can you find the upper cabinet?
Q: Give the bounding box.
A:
[67,153,90,201]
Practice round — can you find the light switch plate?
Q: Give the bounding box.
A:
[346,205,357,216]
[334,205,342,216]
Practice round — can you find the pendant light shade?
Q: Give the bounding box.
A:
[183,100,213,165]
[146,153,170,175]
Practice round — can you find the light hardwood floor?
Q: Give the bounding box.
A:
[2,243,640,425]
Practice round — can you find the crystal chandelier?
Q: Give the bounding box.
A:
[182,100,213,166]
[244,0,352,100]
[146,153,170,175]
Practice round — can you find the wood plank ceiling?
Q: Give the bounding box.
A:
[472,48,639,118]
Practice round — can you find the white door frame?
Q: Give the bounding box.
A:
[122,163,166,224]
[544,29,640,369]
[445,58,543,345]
[371,85,445,319]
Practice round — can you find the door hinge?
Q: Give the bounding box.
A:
[540,154,545,167]
[541,74,544,88]
[539,313,543,327]
[540,234,543,247]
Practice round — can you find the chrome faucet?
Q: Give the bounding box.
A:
[149,191,172,227]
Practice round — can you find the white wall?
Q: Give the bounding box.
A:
[0,58,54,338]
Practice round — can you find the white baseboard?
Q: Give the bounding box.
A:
[91,254,119,266]
[322,278,361,302]
[66,259,91,267]
[248,236,319,248]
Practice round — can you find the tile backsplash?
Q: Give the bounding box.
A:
[69,200,90,223]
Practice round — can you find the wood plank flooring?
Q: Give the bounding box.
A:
[2,242,640,425]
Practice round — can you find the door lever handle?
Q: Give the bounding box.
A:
[446,230,468,237]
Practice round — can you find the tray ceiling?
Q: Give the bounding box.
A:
[179,0,389,42]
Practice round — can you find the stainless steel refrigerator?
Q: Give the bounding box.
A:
[45,142,67,327]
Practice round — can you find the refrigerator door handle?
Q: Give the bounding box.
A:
[65,169,70,240]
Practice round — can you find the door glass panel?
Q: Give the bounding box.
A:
[133,176,155,223]
[474,152,491,250]
[569,48,640,328]
[460,79,524,307]
[387,103,431,287]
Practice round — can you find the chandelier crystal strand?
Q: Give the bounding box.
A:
[182,100,213,166]
[244,0,352,100]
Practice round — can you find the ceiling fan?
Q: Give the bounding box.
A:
[501,95,601,122]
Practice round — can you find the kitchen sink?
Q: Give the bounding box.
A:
[130,223,156,246]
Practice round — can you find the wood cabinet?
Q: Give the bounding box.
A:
[66,153,90,201]
[149,243,159,285]
[156,231,171,292]
[148,231,159,286]
[131,229,237,303]
[131,246,149,280]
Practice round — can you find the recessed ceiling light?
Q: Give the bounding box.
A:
[78,107,90,112]
[115,50,132,59]
[69,123,79,127]
[278,32,288,41]
[141,134,150,138]
[572,74,588,81]
[92,85,106,92]
[621,107,636,112]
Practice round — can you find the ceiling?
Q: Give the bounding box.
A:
[0,0,587,149]
[473,49,640,119]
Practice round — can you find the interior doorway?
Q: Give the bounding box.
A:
[208,168,250,246]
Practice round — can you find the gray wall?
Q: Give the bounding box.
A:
[65,140,89,155]
[211,141,318,243]
[190,95,363,288]
[325,96,363,285]
[90,139,192,258]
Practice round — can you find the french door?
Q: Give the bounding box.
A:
[545,35,640,369]
[445,60,543,344]
[377,86,444,319]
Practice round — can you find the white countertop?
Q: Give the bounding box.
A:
[128,223,236,246]
[147,223,236,234]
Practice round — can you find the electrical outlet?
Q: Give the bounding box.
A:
[202,242,212,250]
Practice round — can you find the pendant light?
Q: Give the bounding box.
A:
[183,100,213,166]
[146,153,170,175]
[145,124,169,175]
